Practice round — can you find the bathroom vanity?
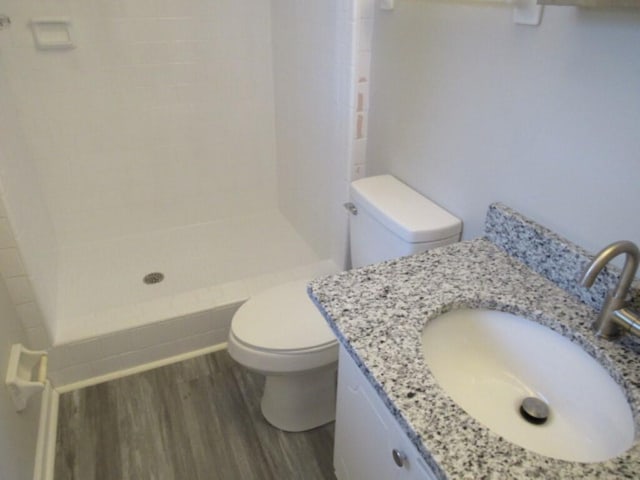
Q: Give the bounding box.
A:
[309,203,640,479]
[334,345,437,479]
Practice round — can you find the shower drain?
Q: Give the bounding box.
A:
[143,272,164,285]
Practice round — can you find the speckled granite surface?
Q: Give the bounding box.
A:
[308,204,640,479]
[485,203,640,311]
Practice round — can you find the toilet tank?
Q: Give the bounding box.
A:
[349,175,462,268]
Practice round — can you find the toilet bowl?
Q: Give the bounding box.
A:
[228,174,462,433]
[227,279,338,432]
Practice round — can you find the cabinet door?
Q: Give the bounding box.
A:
[334,351,396,479]
[334,347,438,480]
[389,421,438,480]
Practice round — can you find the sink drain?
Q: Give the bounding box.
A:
[520,397,550,425]
[143,272,164,285]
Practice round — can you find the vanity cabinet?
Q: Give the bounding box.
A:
[334,346,437,480]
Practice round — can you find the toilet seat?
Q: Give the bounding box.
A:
[228,330,338,375]
[228,279,338,375]
[231,279,336,351]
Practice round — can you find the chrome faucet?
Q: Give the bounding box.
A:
[580,240,640,339]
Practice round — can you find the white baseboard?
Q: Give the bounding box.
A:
[34,342,228,480]
[55,342,228,393]
[33,382,58,480]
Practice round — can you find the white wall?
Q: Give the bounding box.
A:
[271,0,351,267]
[0,51,58,346]
[0,0,278,246]
[367,3,640,254]
[0,275,40,480]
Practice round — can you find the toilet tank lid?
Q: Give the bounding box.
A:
[350,175,462,243]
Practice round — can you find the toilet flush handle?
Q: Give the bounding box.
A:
[343,202,358,215]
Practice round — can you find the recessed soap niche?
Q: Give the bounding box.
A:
[30,17,74,50]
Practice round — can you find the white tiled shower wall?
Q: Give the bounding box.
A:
[273,0,374,268]
[0,0,280,348]
[0,0,364,383]
[348,0,374,182]
[0,0,278,246]
[0,274,40,480]
[0,66,57,349]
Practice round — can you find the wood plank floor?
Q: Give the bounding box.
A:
[55,350,336,480]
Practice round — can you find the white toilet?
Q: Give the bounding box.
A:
[227,174,462,432]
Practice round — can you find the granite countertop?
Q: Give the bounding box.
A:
[308,204,640,479]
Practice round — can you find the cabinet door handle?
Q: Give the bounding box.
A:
[392,448,407,468]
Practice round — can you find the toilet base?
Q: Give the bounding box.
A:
[261,363,337,432]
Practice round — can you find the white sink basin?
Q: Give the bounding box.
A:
[421,308,634,462]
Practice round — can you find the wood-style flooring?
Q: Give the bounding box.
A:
[55,350,335,480]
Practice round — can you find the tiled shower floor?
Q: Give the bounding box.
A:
[55,210,333,343]
[55,349,336,480]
